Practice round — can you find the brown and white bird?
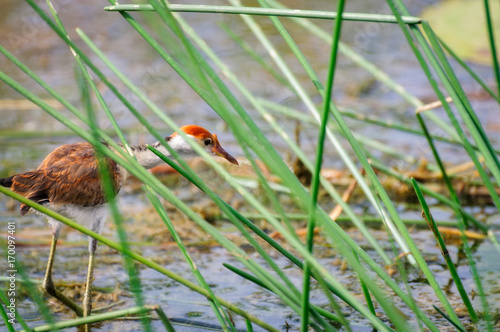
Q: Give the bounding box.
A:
[0,125,238,317]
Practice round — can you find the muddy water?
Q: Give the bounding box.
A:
[1,0,500,331]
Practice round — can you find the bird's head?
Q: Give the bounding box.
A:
[166,125,239,165]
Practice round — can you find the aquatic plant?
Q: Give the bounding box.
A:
[0,0,499,331]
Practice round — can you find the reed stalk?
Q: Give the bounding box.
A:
[302,0,345,329]
[104,4,422,23]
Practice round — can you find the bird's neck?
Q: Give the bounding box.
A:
[128,142,170,169]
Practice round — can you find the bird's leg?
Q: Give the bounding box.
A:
[83,213,106,318]
[42,227,84,317]
[82,237,97,317]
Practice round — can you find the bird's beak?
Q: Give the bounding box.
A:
[212,134,239,165]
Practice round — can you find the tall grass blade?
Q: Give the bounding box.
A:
[153,306,176,332]
[482,0,500,98]
[30,306,156,332]
[432,305,466,332]
[412,178,477,322]
[415,112,491,329]
[437,36,500,104]
[302,0,346,329]
[104,3,422,23]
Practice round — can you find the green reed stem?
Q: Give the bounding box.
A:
[30,306,156,331]
[104,3,422,23]
[416,112,490,328]
[355,252,376,318]
[419,22,500,186]
[302,0,345,330]
[432,305,466,332]
[437,36,500,104]
[245,319,254,332]
[482,0,500,98]
[153,306,176,332]
[412,178,477,322]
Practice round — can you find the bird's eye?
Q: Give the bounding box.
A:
[204,138,212,146]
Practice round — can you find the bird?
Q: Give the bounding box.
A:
[0,125,238,318]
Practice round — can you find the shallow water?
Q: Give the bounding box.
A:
[1,0,500,331]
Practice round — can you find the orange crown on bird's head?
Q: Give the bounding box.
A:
[167,125,238,165]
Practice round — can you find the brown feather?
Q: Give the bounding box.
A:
[10,143,122,215]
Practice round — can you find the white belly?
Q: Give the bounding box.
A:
[39,204,109,235]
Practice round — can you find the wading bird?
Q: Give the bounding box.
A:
[0,125,238,317]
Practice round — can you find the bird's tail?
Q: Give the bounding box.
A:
[2,171,50,215]
[0,176,14,188]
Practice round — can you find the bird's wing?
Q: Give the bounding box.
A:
[42,143,120,207]
[13,143,120,215]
